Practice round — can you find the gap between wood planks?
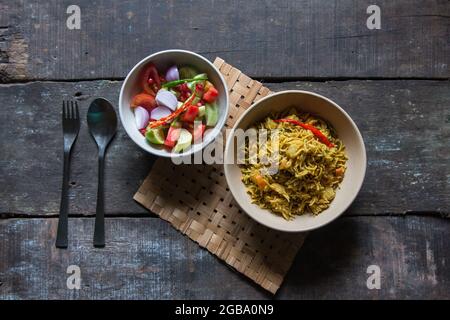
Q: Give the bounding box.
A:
[0,211,448,220]
[0,76,449,85]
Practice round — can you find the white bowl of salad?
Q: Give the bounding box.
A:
[119,50,229,158]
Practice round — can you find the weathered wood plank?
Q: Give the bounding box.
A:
[1,0,449,81]
[0,80,448,217]
[0,81,155,217]
[280,216,450,299]
[0,216,448,299]
[269,80,450,218]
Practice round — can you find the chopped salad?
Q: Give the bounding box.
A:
[130,63,220,153]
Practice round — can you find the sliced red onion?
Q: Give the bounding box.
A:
[165,65,179,82]
[156,90,178,111]
[150,106,172,120]
[134,106,150,130]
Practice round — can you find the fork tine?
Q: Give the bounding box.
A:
[75,101,79,119]
[63,101,66,119]
[67,101,71,119]
[70,101,74,119]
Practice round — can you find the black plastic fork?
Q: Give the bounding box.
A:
[55,101,80,248]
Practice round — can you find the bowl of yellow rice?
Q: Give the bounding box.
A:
[224,90,366,232]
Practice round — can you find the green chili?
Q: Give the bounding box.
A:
[162,76,208,90]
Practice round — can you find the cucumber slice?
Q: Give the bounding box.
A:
[192,95,201,105]
[170,118,182,128]
[145,128,165,145]
[205,102,219,126]
[172,128,192,153]
[170,89,180,98]
[198,105,206,118]
[187,73,208,91]
[179,66,198,79]
[193,73,208,80]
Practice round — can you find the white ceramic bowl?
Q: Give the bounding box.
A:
[119,50,229,158]
[224,90,366,232]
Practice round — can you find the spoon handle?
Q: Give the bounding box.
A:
[93,149,106,247]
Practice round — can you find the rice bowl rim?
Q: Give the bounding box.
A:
[224,90,367,233]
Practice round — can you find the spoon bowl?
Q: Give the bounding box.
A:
[87,98,118,149]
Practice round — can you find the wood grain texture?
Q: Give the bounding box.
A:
[0,0,448,301]
[0,80,448,217]
[0,0,449,81]
[0,80,156,217]
[0,216,448,299]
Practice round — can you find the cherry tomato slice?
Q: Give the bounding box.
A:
[141,63,161,95]
[131,93,157,111]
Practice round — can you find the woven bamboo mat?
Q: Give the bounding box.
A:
[134,57,307,294]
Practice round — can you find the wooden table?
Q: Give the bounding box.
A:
[0,0,449,299]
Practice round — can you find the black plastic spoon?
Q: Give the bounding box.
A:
[87,98,117,247]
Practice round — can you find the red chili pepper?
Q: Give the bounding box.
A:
[274,118,335,148]
[148,90,197,128]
